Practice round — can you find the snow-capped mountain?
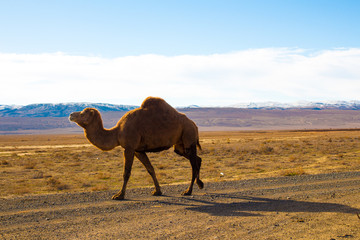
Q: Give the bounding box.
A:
[1,100,360,134]
[230,100,360,110]
[0,103,138,117]
[1,100,360,118]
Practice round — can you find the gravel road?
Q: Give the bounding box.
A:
[2,171,360,239]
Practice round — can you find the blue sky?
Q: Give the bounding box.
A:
[1,1,360,106]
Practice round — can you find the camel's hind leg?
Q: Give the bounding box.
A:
[135,152,162,196]
[112,148,134,200]
[175,143,203,196]
[195,155,204,189]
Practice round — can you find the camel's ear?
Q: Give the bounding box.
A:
[88,109,96,120]
[82,108,96,120]
[83,108,94,115]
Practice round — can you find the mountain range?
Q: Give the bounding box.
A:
[1,101,360,134]
[1,100,360,118]
[0,103,138,117]
[230,100,360,110]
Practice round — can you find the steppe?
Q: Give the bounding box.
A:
[1,130,360,239]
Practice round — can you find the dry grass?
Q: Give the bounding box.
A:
[1,130,360,197]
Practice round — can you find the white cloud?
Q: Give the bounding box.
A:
[1,48,360,106]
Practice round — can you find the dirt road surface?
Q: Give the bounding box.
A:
[1,171,360,240]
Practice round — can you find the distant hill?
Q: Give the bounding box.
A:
[0,103,138,117]
[2,101,360,118]
[0,103,138,134]
[230,100,360,110]
[1,101,360,134]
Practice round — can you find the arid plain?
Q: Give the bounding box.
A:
[1,130,360,239]
[1,130,360,197]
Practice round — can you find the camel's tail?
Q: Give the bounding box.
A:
[197,139,202,151]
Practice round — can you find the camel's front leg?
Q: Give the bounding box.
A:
[135,152,162,196]
[112,148,134,200]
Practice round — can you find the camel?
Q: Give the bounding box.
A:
[69,97,203,200]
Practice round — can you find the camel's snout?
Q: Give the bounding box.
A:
[69,112,79,122]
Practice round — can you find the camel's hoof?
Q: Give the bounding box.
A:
[196,179,204,189]
[112,194,125,200]
[181,190,192,196]
[152,190,162,196]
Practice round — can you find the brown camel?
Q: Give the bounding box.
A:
[69,97,203,200]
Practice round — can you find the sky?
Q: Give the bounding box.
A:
[1,0,360,107]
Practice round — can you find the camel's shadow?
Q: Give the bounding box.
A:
[156,193,359,217]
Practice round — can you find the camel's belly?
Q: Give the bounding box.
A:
[136,145,172,153]
[136,128,181,152]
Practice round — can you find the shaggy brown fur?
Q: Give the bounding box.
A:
[69,97,203,200]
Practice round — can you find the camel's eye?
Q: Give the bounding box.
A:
[83,109,94,116]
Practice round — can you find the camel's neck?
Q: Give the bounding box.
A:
[84,122,119,151]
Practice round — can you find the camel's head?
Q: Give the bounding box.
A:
[69,108,99,128]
